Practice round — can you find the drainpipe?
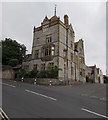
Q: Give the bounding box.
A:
[74,49,78,81]
[66,27,69,85]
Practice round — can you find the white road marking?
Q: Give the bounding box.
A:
[90,96,98,99]
[25,89,57,101]
[81,108,108,119]
[0,82,16,88]
[100,97,106,101]
[0,111,4,118]
[0,107,9,119]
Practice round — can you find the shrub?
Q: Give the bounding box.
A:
[16,66,62,79]
[104,75,108,83]
[28,69,38,78]
[86,76,94,83]
[15,68,38,78]
[15,69,26,78]
[37,66,62,78]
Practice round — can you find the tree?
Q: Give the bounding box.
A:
[2,38,26,66]
[103,75,108,83]
[9,59,19,67]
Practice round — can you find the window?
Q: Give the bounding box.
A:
[71,41,73,49]
[70,32,73,37]
[82,43,83,48]
[44,47,53,56]
[80,69,82,76]
[63,50,67,58]
[41,48,44,57]
[45,47,49,56]
[34,50,39,59]
[49,47,51,55]
[41,63,45,71]
[43,25,49,32]
[34,64,37,70]
[48,62,54,69]
[71,66,74,75]
[71,53,74,62]
[46,36,52,43]
[82,69,85,77]
[91,70,94,74]
[64,64,66,74]
[36,37,39,44]
[75,45,77,50]
[64,51,66,57]
[41,45,55,60]
[81,57,85,64]
[51,46,54,56]
[83,57,85,64]
[80,48,82,53]
[63,50,67,62]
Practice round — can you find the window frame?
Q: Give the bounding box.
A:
[34,50,39,59]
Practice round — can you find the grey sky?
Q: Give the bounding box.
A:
[2,2,106,75]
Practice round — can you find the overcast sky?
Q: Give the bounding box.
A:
[1,2,106,75]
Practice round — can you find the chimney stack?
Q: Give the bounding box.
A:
[64,14,69,27]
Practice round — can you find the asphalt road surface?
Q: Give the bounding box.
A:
[1,79,107,118]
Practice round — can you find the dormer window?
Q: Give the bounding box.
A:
[43,25,49,32]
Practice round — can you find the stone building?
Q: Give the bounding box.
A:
[86,65,98,83]
[86,65,104,84]
[22,11,86,84]
[74,39,86,83]
[97,68,104,84]
[86,65,92,80]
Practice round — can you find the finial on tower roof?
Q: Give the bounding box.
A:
[54,4,57,16]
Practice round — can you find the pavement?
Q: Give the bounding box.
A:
[1,79,107,118]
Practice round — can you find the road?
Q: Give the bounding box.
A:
[1,79,107,118]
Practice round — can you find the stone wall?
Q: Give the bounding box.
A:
[1,66,15,80]
[2,69,15,80]
[15,77,84,85]
[15,78,63,85]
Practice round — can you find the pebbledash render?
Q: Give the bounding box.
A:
[22,13,86,83]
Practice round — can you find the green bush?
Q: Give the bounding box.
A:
[29,69,38,78]
[15,69,26,78]
[15,68,38,78]
[37,66,62,78]
[37,71,47,78]
[104,75,108,83]
[86,76,94,83]
[16,66,62,79]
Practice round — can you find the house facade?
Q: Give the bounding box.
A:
[22,12,86,84]
[86,65,104,84]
